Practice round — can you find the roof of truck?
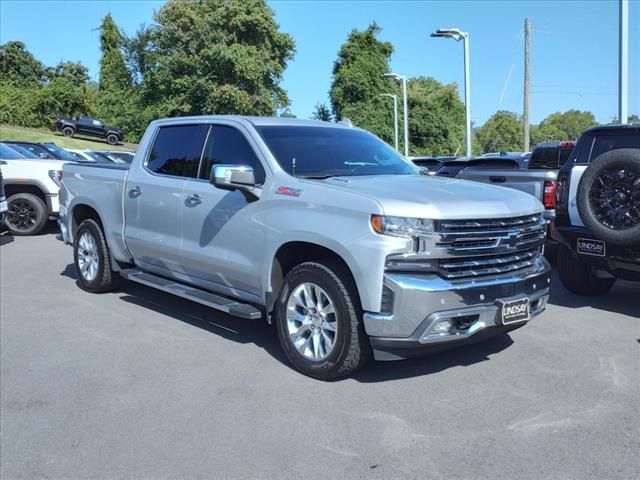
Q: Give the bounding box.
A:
[151,115,351,129]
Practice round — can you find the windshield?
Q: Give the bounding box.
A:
[256,126,417,178]
[0,143,26,159]
[7,144,39,158]
[42,144,77,161]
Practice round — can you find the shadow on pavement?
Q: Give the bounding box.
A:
[0,231,14,246]
[56,264,528,381]
[547,271,640,318]
[353,334,514,383]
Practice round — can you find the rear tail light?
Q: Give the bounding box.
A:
[543,180,557,209]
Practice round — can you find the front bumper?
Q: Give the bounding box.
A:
[364,259,551,360]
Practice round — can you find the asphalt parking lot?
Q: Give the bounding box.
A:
[1,227,638,479]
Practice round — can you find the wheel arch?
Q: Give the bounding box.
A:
[268,241,363,315]
[3,182,47,204]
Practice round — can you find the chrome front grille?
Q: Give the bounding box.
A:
[438,214,542,233]
[437,247,541,279]
[386,214,547,280]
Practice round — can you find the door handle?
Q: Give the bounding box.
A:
[185,193,202,205]
[129,186,142,197]
[490,176,506,183]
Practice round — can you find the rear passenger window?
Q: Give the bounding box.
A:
[199,126,265,184]
[147,125,210,178]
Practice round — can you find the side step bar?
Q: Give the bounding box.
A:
[120,269,262,320]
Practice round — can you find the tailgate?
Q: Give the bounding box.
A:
[459,168,556,200]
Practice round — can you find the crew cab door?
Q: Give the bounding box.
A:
[123,123,210,274]
[179,123,267,299]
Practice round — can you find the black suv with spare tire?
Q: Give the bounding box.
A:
[552,124,639,295]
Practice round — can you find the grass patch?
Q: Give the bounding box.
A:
[0,125,137,151]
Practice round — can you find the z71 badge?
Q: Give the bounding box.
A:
[275,186,302,197]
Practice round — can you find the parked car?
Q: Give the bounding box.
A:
[67,149,113,163]
[552,124,639,295]
[54,116,123,145]
[0,165,7,224]
[411,156,457,174]
[434,157,470,177]
[459,143,575,222]
[59,116,550,379]
[2,141,78,162]
[470,151,531,169]
[2,142,41,159]
[96,150,135,164]
[1,142,66,235]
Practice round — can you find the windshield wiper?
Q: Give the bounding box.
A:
[299,174,337,180]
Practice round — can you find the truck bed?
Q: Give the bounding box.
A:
[60,161,130,261]
[459,167,556,205]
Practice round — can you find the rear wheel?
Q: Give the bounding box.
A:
[577,149,640,246]
[106,134,118,145]
[275,261,371,380]
[4,193,47,236]
[62,126,75,137]
[73,219,119,293]
[557,244,615,296]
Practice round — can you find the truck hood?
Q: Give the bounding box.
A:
[321,174,544,219]
[1,158,68,170]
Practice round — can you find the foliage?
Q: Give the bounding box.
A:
[0,41,45,87]
[329,24,395,145]
[535,109,597,142]
[474,111,522,154]
[311,102,332,122]
[406,77,464,155]
[131,0,295,118]
[45,61,90,87]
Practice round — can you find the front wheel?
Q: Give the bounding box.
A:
[106,134,118,145]
[4,193,47,236]
[275,261,371,380]
[62,126,75,137]
[73,219,119,293]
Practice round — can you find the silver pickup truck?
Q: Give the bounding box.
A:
[59,116,551,379]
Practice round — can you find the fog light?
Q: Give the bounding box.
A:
[431,319,452,335]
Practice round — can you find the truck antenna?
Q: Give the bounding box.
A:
[292,157,296,176]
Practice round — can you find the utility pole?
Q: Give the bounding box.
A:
[619,0,628,124]
[523,17,531,152]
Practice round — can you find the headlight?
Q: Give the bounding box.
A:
[48,170,63,186]
[371,215,434,237]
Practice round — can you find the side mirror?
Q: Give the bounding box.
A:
[210,164,256,193]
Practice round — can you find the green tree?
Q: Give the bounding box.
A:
[98,14,132,93]
[134,0,295,118]
[475,111,522,154]
[96,13,140,140]
[312,102,332,121]
[406,77,464,155]
[45,61,90,87]
[0,41,45,87]
[537,110,597,141]
[330,23,395,145]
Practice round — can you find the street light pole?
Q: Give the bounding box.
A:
[431,28,472,158]
[380,93,399,151]
[619,0,629,124]
[383,72,409,156]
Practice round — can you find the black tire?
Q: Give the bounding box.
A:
[106,134,118,145]
[62,126,75,137]
[577,149,640,246]
[557,244,615,296]
[73,219,119,293]
[4,193,47,236]
[274,260,371,380]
